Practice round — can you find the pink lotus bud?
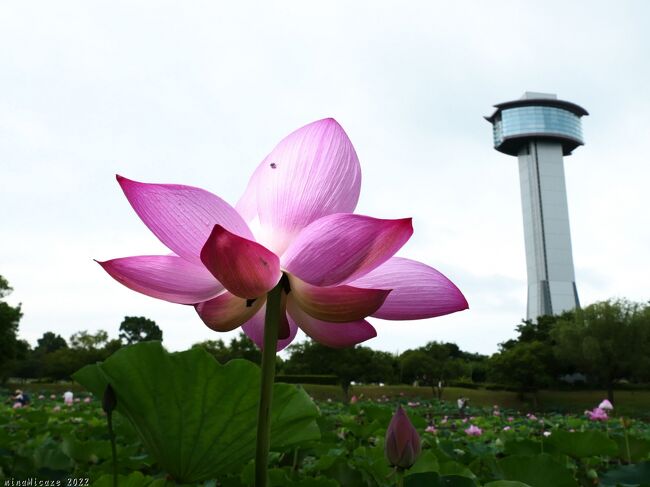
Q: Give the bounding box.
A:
[350,395,358,404]
[464,424,482,436]
[598,399,613,410]
[385,406,421,469]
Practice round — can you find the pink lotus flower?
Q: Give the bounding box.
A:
[350,395,358,404]
[586,407,608,421]
[465,424,482,436]
[543,431,551,437]
[38,395,45,400]
[53,406,61,412]
[507,416,514,422]
[12,402,22,409]
[502,426,511,431]
[98,119,468,350]
[599,399,614,410]
[425,425,437,434]
[407,401,420,407]
[50,394,56,399]
[83,397,92,403]
[385,406,421,469]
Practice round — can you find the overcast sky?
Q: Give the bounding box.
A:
[1,1,648,356]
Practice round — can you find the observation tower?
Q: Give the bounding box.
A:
[485,92,588,320]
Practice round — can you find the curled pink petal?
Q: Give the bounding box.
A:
[286,296,376,348]
[97,255,223,304]
[282,214,413,287]
[200,225,281,299]
[250,118,361,254]
[289,276,390,322]
[195,292,264,332]
[117,175,253,265]
[350,257,468,319]
[242,304,297,351]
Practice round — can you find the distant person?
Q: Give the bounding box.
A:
[457,396,469,417]
[13,389,30,406]
[63,390,74,406]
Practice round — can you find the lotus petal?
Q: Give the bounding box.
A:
[97,255,222,304]
[282,214,413,287]
[289,276,390,322]
[242,304,297,351]
[200,225,281,299]
[195,292,265,332]
[286,296,376,348]
[244,118,361,255]
[117,175,253,265]
[350,257,468,319]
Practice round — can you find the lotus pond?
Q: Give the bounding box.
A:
[3,388,650,487]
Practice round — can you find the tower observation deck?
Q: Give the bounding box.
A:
[486,92,588,320]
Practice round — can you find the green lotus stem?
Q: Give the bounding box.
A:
[624,422,632,463]
[107,410,118,487]
[255,281,283,487]
[396,468,404,487]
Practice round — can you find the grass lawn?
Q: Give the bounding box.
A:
[7,381,650,418]
[302,384,650,417]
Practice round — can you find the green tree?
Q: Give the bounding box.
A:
[70,329,109,350]
[285,342,397,400]
[35,331,68,354]
[0,275,23,383]
[488,341,552,407]
[119,316,163,344]
[552,299,649,403]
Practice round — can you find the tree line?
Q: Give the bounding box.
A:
[2,274,648,402]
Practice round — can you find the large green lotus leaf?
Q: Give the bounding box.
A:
[615,435,650,463]
[405,472,477,487]
[484,482,532,487]
[545,430,617,458]
[73,341,320,483]
[600,462,650,486]
[498,454,577,487]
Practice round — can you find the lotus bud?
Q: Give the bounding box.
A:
[102,384,117,414]
[385,405,421,469]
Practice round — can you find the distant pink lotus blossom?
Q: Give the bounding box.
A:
[526,413,537,420]
[465,425,482,436]
[425,425,437,434]
[407,401,420,407]
[441,417,448,424]
[98,119,468,350]
[586,407,608,421]
[350,395,358,404]
[598,399,614,410]
[12,402,22,409]
[507,416,514,422]
[543,431,551,437]
[50,394,56,400]
[493,410,501,416]
[503,426,511,431]
[53,406,61,412]
[38,395,45,400]
[83,397,92,403]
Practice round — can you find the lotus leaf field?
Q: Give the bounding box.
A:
[3,384,650,486]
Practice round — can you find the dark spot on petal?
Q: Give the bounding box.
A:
[270,162,277,169]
